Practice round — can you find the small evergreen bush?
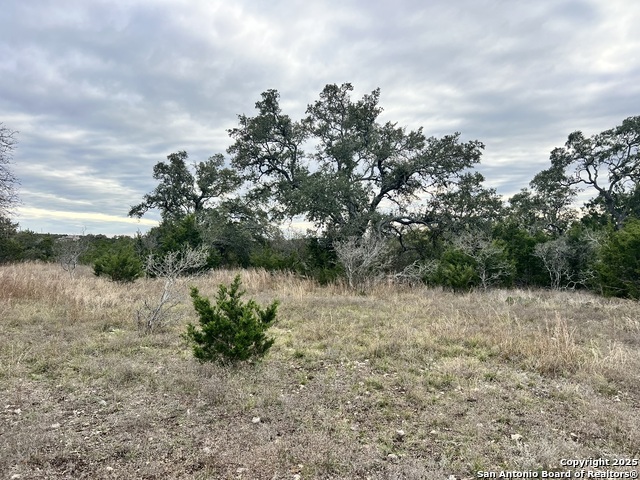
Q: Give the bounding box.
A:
[185,275,278,364]
[433,249,479,292]
[93,246,143,283]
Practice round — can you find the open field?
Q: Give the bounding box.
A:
[1,262,639,479]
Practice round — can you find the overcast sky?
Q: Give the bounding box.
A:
[2,0,639,236]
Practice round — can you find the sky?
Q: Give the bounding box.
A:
[1,0,639,236]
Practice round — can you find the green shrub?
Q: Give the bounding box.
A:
[432,248,479,292]
[492,222,548,287]
[93,246,143,283]
[596,218,640,299]
[249,245,300,271]
[185,275,279,364]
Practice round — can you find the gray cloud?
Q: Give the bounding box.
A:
[1,0,638,235]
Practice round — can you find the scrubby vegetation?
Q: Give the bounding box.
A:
[1,263,639,479]
[1,91,638,477]
[185,275,278,365]
[2,93,639,300]
[93,241,144,283]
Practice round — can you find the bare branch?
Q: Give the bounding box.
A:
[0,123,19,215]
[452,230,513,290]
[55,233,88,279]
[136,245,210,334]
[334,234,392,291]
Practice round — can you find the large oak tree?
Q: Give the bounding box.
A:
[228,83,489,240]
[545,116,640,230]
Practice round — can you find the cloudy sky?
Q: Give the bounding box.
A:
[2,0,639,236]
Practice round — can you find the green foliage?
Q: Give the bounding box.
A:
[582,184,640,230]
[249,244,300,271]
[507,164,578,236]
[563,223,602,289]
[432,249,478,292]
[596,219,640,299]
[141,214,220,273]
[0,215,21,263]
[0,214,17,237]
[423,172,505,239]
[129,151,241,221]
[145,214,202,254]
[80,234,112,264]
[8,231,56,262]
[452,230,515,289]
[228,83,486,240]
[93,244,143,283]
[247,236,346,284]
[299,237,342,284]
[547,116,640,230]
[529,224,602,290]
[139,201,276,271]
[81,234,125,265]
[0,235,21,263]
[398,228,445,261]
[0,220,90,265]
[492,222,548,287]
[185,275,278,364]
[250,235,343,283]
[22,233,55,262]
[198,200,277,268]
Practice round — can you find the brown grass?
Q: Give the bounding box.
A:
[1,262,639,479]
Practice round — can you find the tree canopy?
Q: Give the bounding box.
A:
[545,115,640,230]
[228,83,487,240]
[116,85,639,298]
[507,164,578,236]
[129,151,241,221]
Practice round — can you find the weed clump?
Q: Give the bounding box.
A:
[185,275,278,364]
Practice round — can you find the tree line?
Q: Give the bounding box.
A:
[1,84,639,298]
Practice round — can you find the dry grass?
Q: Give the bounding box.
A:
[1,262,639,479]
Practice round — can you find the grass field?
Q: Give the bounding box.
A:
[1,262,639,479]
